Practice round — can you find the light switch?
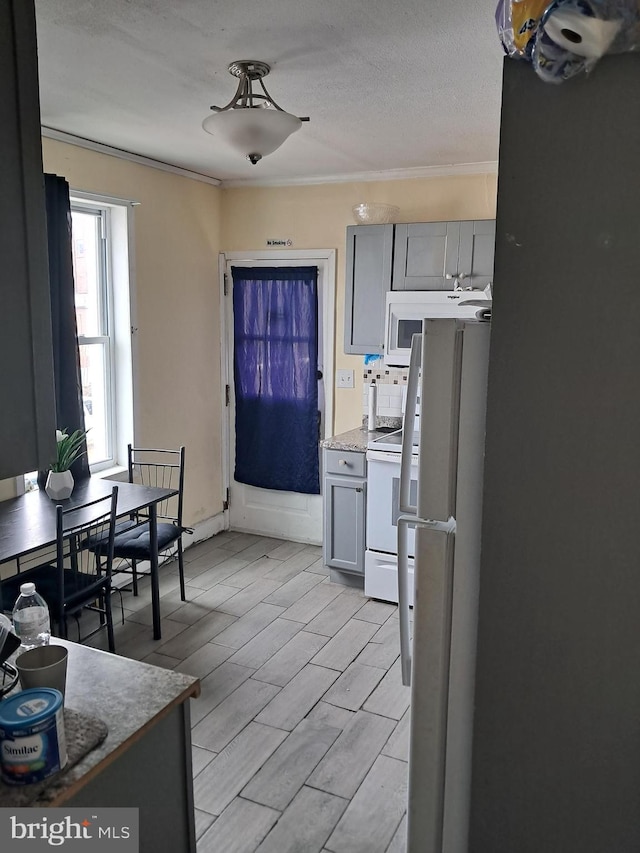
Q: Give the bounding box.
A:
[336,369,355,389]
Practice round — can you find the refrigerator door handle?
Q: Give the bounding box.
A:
[400,333,422,515]
[397,514,415,686]
[398,514,456,687]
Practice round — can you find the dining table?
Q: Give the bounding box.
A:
[0,477,178,640]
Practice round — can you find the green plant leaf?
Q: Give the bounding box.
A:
[51,427,89,471]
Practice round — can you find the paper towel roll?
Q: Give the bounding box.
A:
[367,382,377,431]
[542,8,621,59]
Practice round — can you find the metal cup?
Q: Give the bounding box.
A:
[15,645,68,699]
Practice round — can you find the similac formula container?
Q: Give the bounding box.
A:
[0,688,67,785]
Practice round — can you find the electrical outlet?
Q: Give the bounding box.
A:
[336,369,354,389]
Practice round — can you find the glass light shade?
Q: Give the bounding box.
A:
[202,108,302,159]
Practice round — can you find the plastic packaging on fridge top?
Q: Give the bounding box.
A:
[496,0,640,83]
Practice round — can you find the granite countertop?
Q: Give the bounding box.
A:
[0,639,199,807]
[321,418,402,453]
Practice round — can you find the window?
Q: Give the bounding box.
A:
[69,194,134,474]
[71,204,114,468]
[22,192,134,491]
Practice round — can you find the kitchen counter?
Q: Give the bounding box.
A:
[0,640,200,851]
[321,419,401,453]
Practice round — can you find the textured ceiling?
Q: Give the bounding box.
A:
[35,0,504,184]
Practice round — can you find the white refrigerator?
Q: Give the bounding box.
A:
[397,318,491,853]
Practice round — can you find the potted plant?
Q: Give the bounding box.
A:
[44,429,88,500]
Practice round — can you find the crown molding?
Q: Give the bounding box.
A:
[40,127,497,190]
[220,161,499,188]
[41,127,223,187]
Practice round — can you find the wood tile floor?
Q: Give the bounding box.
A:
[92,531,409,853]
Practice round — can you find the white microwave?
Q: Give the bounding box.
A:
[384,289,491,367]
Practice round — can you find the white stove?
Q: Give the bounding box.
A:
[365,428,419,604]
[367,428,417,453]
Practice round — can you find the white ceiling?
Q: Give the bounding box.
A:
[35,0,504,186]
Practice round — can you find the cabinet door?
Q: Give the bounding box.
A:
[323,475,366,574]
[344,224,394,355]
[0,0,56,479]
[458,220,496,290]
[392,222,461,290]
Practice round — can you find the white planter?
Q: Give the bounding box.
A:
[45,470,74,501]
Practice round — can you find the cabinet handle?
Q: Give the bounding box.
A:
[446,272,467,281]
[445,273,455,280]
[355,487,363,493]
[338,459,349,466]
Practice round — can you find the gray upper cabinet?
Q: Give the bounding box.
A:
[392,222,461,291]
[458,219,496,290]
[344,224,394,355]
[392,219,495,291]
[0,0,56,479]
[343,218,495,355]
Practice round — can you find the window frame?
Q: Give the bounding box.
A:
[71,200,118,472]
[69,191,136,477]
[21,190,135,492]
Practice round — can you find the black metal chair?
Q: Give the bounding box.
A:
[110,445,189,601]
[1,487,119,652]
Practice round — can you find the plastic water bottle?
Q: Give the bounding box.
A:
[12,582,51,652]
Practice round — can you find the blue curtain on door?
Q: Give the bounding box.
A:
[232,266,320,495]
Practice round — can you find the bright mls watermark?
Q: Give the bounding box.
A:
[0,809,138,850]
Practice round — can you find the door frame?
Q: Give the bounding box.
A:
[219,249,336,531]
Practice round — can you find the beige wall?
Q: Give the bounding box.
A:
[0,479,17,501]
[42,139,223,526]
[221,174,497,434]
[34,144,497,527]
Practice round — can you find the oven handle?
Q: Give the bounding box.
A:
[366,449,418,464]
[400,332,422,515]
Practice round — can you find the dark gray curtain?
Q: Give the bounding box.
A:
[38,174,89,485]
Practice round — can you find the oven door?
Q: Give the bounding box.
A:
[366,449,418,557]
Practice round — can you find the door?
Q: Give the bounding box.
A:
[323,475,366,573]
[344,224,394,354]
[224,255,335,544]
[407,525,456,853]
[392,222,461,291]
[366,450,418,557]
[458,220,495,291]
[418,319,464,522]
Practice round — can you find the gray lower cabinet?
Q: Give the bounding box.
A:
[0,0,56,479]
[392,219,495,291]
[68,703,196,853]
[322,449,366,575]
[344,224,394,355]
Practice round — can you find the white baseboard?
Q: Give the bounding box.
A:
[183,512,227,550]
[229,524,321,547]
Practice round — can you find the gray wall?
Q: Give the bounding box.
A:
[471,55,640,853]
[0,0,56,479]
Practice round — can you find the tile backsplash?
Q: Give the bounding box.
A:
[362,367,409,418]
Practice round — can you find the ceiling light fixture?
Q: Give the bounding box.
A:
[202,60,309,165]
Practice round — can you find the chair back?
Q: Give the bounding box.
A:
[54,487,119,618]
[127,446,185,527]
